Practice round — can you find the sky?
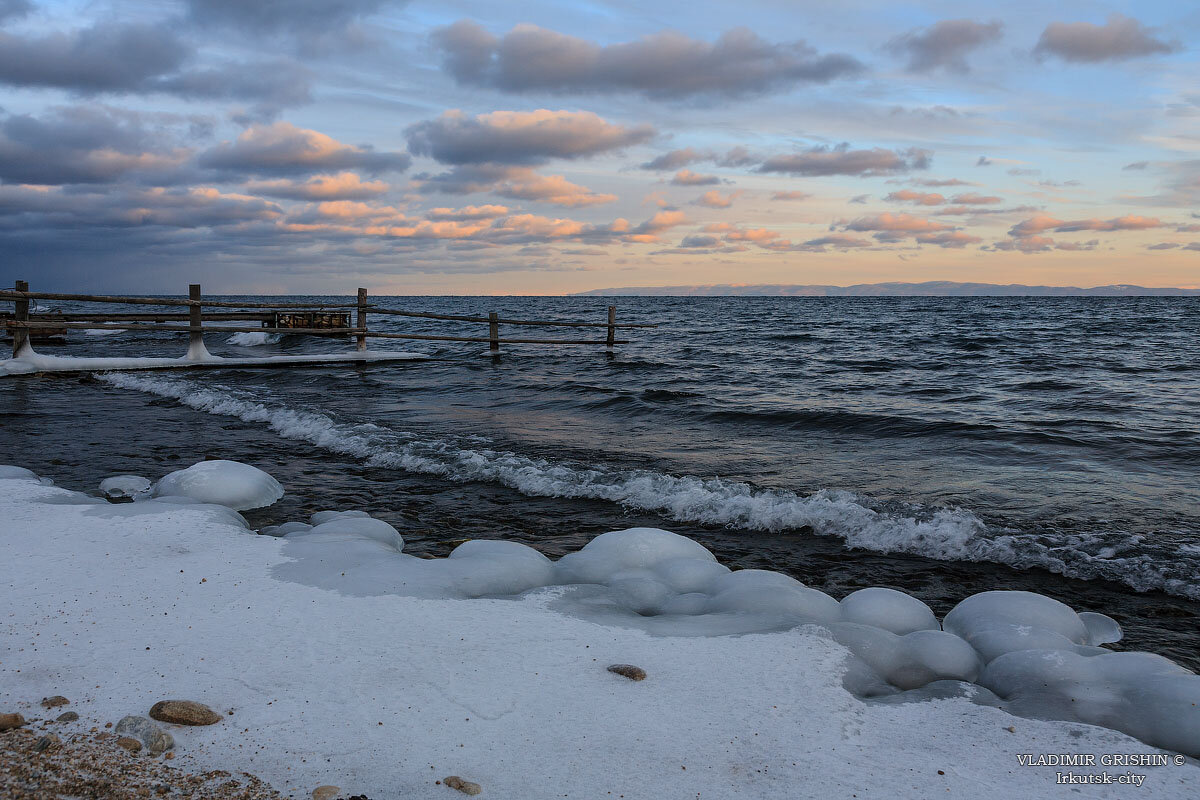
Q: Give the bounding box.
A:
[0,0,1197,294]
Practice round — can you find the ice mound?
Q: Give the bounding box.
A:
[831,623,982,692]
[99,475,152,502]
[153,460,284,511]
[942,590,1122,662]
[980,649,1200,756]
[840,587,939,635]
[0,465,42,481]
[273,517,1200,757]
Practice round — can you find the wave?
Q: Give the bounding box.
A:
[96,372,1200,599]
[226,332,281,346]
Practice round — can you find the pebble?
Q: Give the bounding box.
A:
[312,786,341,800]
[41,696,70,709]
[56,712,80,723]
[149,700,222,726]
[117,737,144,754]
[607,664,647,681]
[115,716,175,756]
[35,734,61,752]
[0,713,25,731]
[443,776,482,795]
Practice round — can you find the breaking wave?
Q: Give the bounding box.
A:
[98,372,1200,599]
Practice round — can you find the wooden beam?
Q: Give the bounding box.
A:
[606,305,616,349]
[488,312,499,351]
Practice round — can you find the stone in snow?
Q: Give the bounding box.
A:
[607,664,647,681]
[149,699,222,726]
[0,712,25,730]
[312,786,341,800]
[443,776,482,795]
[114,715,174,755]
[41,695,69,708]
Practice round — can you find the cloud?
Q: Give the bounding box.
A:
[0,105,194,185]
[0,0,30,23]
[0,23,187,93]
[841,212,953,234]
[951,193,1001,204]
[1123,161,1149,170]
[0,184,282,229]
[425,205,509,222]
[406,109,653,166]
[1146,242,1180,250]
[1008,167,1041,176]
[1009,213,1164,239]
[184,0,387,35]
[886,19,1003,73]
[976,157,992,166]
[758,145,930,176]
[678,234,721,248]
[801,234,872,250]
[885,189,944,205]
[693,189,740,208]
[1034,14,1179,63]
[415,165,616,207]
[0,22,311,109]
[849,194,870,204]
[246,172,390,200]
[671,169,720,186]
[433,20,864,100]
[771,191,812,201]
[199,121,410,176]
[910,178,975,187]
[915,231,982,248]
[641,147,710,171]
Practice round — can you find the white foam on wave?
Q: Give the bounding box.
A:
[96,372,1200,599]
[226,331,281,346]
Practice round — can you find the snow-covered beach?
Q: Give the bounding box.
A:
[2,461,1197,799]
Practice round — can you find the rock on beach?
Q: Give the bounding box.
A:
[149,700,222,726]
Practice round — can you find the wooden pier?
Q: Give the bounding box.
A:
[1,281,656,369]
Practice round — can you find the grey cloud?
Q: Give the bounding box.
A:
[641,146,757,171]
[406,110,654,166]
[758,145,930,176]
[679,235,721,248]
[0,0,30,23]
[0,183,281,229]
[0,23,187,93]
[184,0,387,35]
[886,19,1003,73]
[1123,161,1149,170]
[671,170,720,186]
[1146,242,1180,250]
[849,194,870,203]
[1008,168,1041,176]
[0,105,197,185]
[0,22,312,110]
[976,156,992,166]
[199,121,410,177]
[433,20,863,100]
[415,164,615,208]
[1034,15,1179,63]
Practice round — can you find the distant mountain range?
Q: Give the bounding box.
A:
[574,281,1200,297]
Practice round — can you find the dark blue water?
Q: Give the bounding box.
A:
[3,296,1198,665]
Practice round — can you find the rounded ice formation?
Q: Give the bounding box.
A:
[830,624,981,691]
[706,570,841,624]
[153,460,284,511]
[0,465,40,481]
[554,528,717,585]
[840,587,939,635]
[303,515,404,552]
[941,590,1123,664]
[99,475,152,502]
[980,649,1200,756]
[444,540,555,598]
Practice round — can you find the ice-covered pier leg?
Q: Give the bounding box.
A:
[185,283,212,361]
[11,279,28,358]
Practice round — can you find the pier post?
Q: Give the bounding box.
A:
[488,311,499,351]
[11,279,28,357]
[606,305,616,350]
[188,284,203,355]
[356,288,367,351]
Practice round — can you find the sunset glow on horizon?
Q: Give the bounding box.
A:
[1,1,1198,293]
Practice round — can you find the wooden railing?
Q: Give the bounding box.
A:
[1,281,656,359]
